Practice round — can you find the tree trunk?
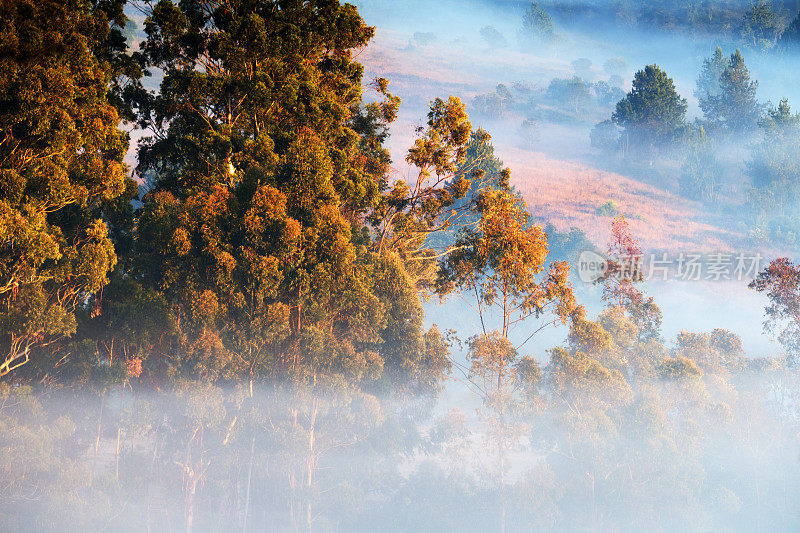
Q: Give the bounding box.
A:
[305,397,319,533]
[499,416,506,533]
[242,434,255,532]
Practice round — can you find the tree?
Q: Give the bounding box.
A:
[612,65,687,149]
[593,80,626,109]
[111,0,454,389]
[480,26,508,49]
[519,2,554,45]
[741,0,782,51]
[437,185,580,532]
[702,50,761,134]
[778,10,800,52]
[748,98,800,191]
[594,215,662,344]
[749,257,800,365]
[438,188,579,347]
[657,356,702,379]
[626,292,663,343]
[598,215,643,310]
[472,84,514,120]
[571,58,593,79]
[545,77,592,114]
[746,98,800,239]
[591,120,621,151]
[672,329,746,373]
[0,0,134,378]
[680,126,721,202]
[425,129,518,250]
[696,46,727,117]
[371,95,476,288]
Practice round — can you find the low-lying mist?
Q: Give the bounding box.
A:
[2,367,798,532]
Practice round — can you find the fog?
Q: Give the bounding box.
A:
[3,371,799,531]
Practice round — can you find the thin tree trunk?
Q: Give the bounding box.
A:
[499,416,506,533]
[96,392,105,454]
[92,390,106,485]
[116,426,121,482]
[305,397,319,533]
[290,403,298,528]
[242,435,255,532]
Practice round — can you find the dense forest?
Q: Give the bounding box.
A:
[2,0,800,531]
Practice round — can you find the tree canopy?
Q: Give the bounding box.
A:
[701,49,761,134]
[612,64,687,148]
[0,0,135,378]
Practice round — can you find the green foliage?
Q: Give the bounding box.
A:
[13,0,459,392]
[680,127,721,202]
[658,356,702,379]
[750,257,800,365]
[545,77,592,114]
[778,10,800,51]
[746,98,800,242]
[109,0,404,386]
[437,187,580,344]
[543,224,595,265]
[701,49,761,134]
[672,329,746,373]
[0,0,134,378]
[426,129,518,250]
[519,2,554,45]
[591,119,621,151]
[472,84,516,120]
[597,200,620,217]
[741,0,782,51]
[696,46,727,115]
[612,65,687,148]
[2,3,800,529]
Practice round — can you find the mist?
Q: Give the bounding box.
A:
[3,371,799,531]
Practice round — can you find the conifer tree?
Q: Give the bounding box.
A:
[703,50,761,134]
[696,46,727,117]
[612,65,687,149]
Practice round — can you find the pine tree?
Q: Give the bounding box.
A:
[519,2,554,45]
[612,65,687,149]
[696,47,727,118]
[746,98,800,237]
[704,50,761,134]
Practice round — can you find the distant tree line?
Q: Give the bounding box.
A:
[517,0,800,53]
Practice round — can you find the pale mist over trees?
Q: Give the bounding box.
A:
[2,0,800,532]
